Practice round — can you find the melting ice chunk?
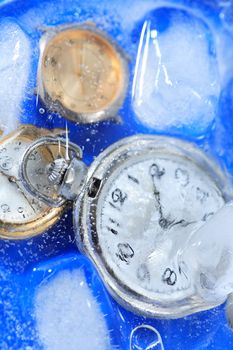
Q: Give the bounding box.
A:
[0,20,30,135]
[132,12,220,135]
[144,202,233,305]
[34,270,113,350]
[180,201,233,303]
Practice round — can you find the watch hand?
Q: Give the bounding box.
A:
[150,171,172,229]
[166,219,196,229]
[0,170,37,213]
[150,165,196,230]
[12,179,37,214]
[150,165,164,214]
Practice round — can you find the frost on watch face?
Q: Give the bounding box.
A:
[97,155,224,301]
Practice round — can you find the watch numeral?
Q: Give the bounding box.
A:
[0,156,13,170]
[175,168,189,187]
[162,268,177,286]
[109,218,119,226]
[116,243,134,264]
[1,204,10,213]
[150,163,165,179]
[111,188,127,206]
[28,151,37,161]
[107,227,118,235]
[32,198,42,209]
[107,218,120,235]
[17,207,25,218]
[128,174,139,184]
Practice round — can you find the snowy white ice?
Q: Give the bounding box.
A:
[34,269,113,350]
[0,20,30,135]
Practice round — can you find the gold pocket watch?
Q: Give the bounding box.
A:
[37,24,128,124]
[0,125,81,239]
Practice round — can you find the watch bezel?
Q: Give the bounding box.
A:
[37,23,129,124]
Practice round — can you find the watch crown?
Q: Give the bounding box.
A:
[47,158,68,185]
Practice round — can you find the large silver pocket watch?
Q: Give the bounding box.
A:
[20,133,232,318]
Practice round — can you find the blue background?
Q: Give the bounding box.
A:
[0,0,233,348]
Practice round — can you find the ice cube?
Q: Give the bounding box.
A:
[0,20,31,135]
[180,202,233,303]
[34,269,113,350]
[132,11,220,135]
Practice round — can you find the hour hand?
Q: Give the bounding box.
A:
[149,164,195,230]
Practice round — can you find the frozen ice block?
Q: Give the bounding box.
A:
[0,20,31,135]
[132,10,220,135]
[34,270,113,350]
[181,201,233,303]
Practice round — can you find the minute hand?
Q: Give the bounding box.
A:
[150,173,194,229]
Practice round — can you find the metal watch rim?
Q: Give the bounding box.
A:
[37,23,129,124]
[74,134,233,318]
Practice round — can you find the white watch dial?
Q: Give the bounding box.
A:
[97,154,224,302]
[0,139,48,224]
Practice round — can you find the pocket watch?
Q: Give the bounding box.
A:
[37,24,128,124]
[0,125,81,239]
[19,133,232,318]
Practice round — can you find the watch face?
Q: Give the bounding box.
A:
[22,141,67,204]
[97,155,224,301]
[40,27,127,121]
[0,137,49,224]
[0,128,63,238]
[76,136,229,317]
